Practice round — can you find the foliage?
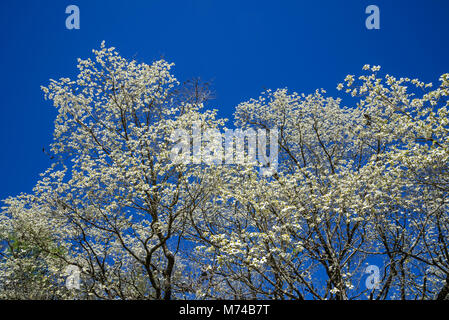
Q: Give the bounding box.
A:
[1,45,448,300]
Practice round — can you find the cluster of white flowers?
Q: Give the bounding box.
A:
[1,45,448,300]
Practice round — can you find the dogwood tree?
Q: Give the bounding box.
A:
[0,42,225,299]
[190,67,449,300]
[1,44,448,300]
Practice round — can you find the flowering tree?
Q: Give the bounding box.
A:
[191,67,449,300]
[0,43,224,299]
[0,44,448,300]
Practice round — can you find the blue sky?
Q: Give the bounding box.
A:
[0,0,448,201]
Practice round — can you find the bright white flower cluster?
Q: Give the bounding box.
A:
[1,46,448,300]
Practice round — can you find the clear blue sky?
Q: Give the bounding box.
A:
[0,0,448,200]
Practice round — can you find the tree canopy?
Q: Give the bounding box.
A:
[1,43,449,300]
